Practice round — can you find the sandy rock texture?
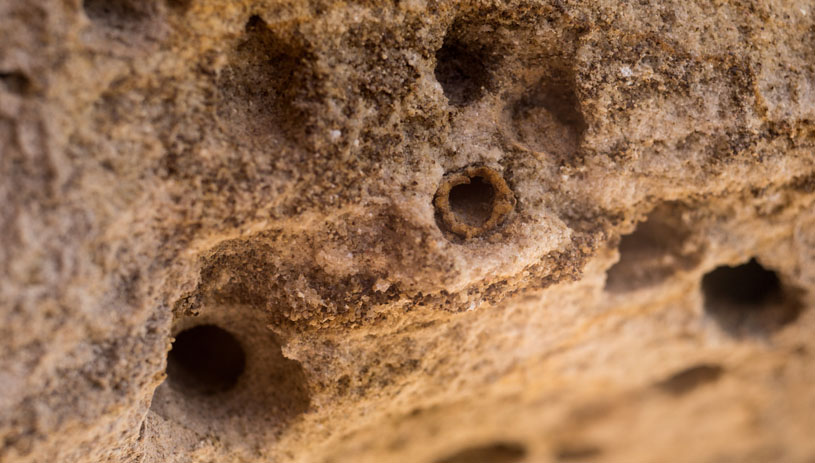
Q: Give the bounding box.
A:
[2,0,815,462]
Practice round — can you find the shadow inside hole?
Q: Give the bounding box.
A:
[435,34,493,107]
[151,310,311,446]
[167,325,246,396]
[435,442,527,463]
[704,259,780,305]
[0,72,32,96]
[656,364,724,396]
[83,0,156,27]
[449,176,496,227]
[702,259,804,336]
[217,15,312,143]
[166,0,191,10]
[510,68,586,159]
[434,166,515,240]
[605,202,703,293]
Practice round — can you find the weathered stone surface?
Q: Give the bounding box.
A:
[1,1,814,462]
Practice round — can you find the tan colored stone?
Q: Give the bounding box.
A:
[1,1,814,462]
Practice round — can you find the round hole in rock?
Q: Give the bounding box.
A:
[702,258,803,336]
[216,14,311,144]
[449,176,496,227]
[150,306,312,449]
[167,325,246,395]
[509,69,587,159]
[434,34,492,107]
[703,258,780,306]
[434,166,516,240]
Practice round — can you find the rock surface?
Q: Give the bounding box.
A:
[1,0,814,462]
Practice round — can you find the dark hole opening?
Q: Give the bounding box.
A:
[217,14,310,142]
[167,325,246,395]
[702,259,803,336]
[604,204,702,293]
[0,72,32,95]
[83,0,153,26]
[538,82,587,134]
[167,0,191,10]
[703,259,780,306]
[435,36,491,107]
[449,176,495,227]
[436,442,527,463]
[511,78,587,160]
[244,14,265,32]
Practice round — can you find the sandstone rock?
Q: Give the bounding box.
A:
[1,1,814,462]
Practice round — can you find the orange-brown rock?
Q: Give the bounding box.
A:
[1,1,814,462]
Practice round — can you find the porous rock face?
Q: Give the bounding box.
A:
[2,1,815,462]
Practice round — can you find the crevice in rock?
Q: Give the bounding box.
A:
[656,364,724,396]
[435,442,527,463]
[554,443,603,461]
